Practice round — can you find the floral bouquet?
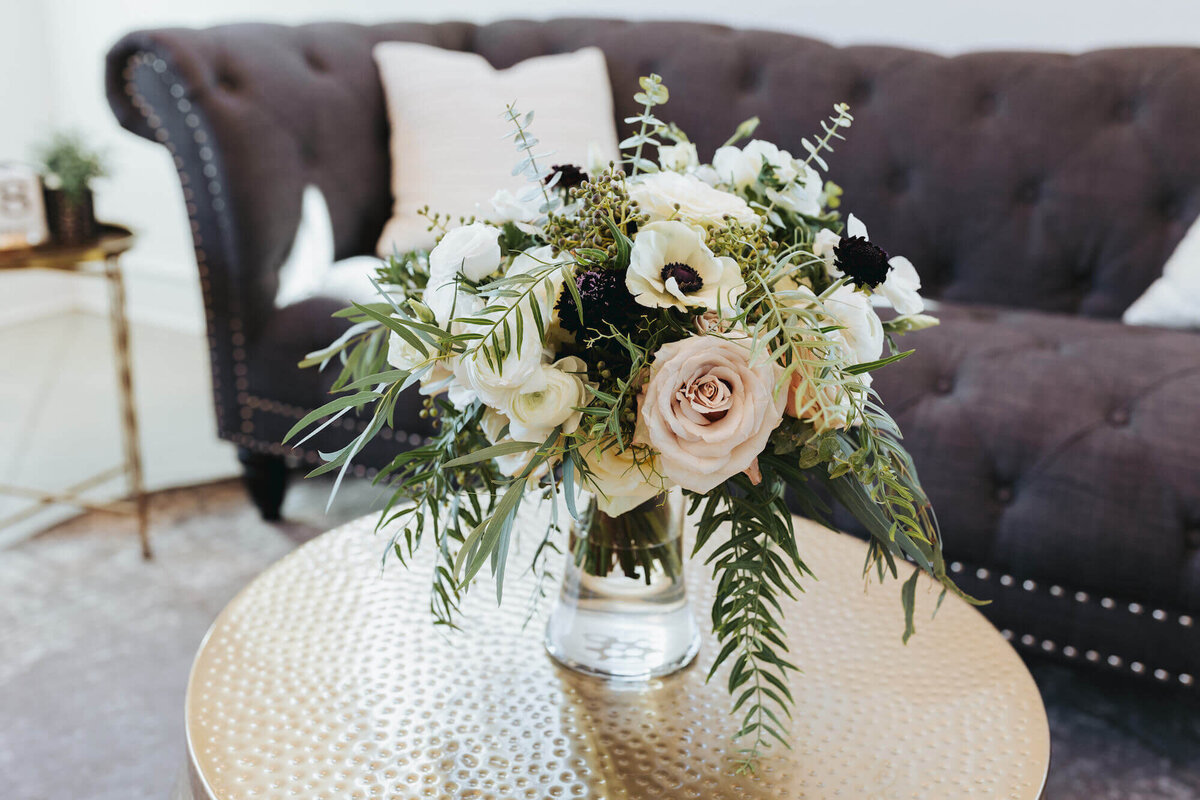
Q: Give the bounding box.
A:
[289,74,971,767]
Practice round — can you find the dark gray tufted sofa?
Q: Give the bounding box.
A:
[105,19,1200,687]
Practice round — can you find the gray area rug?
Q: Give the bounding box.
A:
[0,479,1196,799]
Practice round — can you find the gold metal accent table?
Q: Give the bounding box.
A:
[0,224,150,557]
[181,513,1049,799]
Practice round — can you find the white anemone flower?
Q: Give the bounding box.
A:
[828,214,926,316]
[626,220,745,312]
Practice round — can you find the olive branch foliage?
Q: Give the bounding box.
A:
[286,74,975,771]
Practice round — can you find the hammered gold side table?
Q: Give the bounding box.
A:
[178,513,1050,799]
[0,224,151,558]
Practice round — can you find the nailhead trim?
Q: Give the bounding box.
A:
[1001,628,1194,686]
[123,50,439,472]
[949,559,1193,629]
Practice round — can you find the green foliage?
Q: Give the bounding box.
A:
[289,76,971,771]
[36,131,107,203]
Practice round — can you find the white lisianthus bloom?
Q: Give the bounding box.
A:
[506,356,591,443]
[626,221,745,312]
[580,440,670,517]
[831,214,926,315]
[628,171,758,228]
[428,222,502,282]
[657,141,699,172]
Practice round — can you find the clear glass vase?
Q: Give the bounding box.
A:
[544,491,700,680]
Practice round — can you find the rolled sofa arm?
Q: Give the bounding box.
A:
[106,33,274,441]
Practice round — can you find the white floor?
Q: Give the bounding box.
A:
[0,312,241,547]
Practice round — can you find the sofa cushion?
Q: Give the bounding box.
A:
[861,302,1200,612]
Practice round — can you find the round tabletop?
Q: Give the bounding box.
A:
[0,223,135,271]
[182,512,1049,800]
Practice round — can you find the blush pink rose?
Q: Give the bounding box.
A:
[635,336,786,493]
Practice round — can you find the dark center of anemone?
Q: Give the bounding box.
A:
[546,163,589,191]
[661,262,704,294]
[833,236,892,289]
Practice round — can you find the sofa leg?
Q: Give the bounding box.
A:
[238,448,289,521]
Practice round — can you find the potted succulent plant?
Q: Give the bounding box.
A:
[37,132,107,245]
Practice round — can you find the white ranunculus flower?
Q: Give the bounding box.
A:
[831,214,926,315]
[424,222,501,328]
[480,407,547,478]
[626,220,745,312]
[428,222,502,283]
[506,356,590,443]
[821,283,885,366]
[386,329,425,372]
[580,440,670,517]
[454,245,567,409]
[506,245,568,331]
[628,171,758,228]
[657,141,699,172]
[424,279,482,329]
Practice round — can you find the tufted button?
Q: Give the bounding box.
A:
[850,78,874,103]
[217,71,238,92]
[305,50,326,72]
[887,166,910,194]
[1186,527,1200,550]
[935,376,954,394]
[976,90,999,116]
[995,485,1014,505]
[1113,96,1140,122]
[1015,179,1042,205]
[1108,407,1130,426]
[1159,191,1186,221]
[739,65,764,92]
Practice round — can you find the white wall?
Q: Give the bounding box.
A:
[4,0,1200,332]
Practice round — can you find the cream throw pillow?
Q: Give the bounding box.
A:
[373,43,619,256]
[1124,213,1200,328]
